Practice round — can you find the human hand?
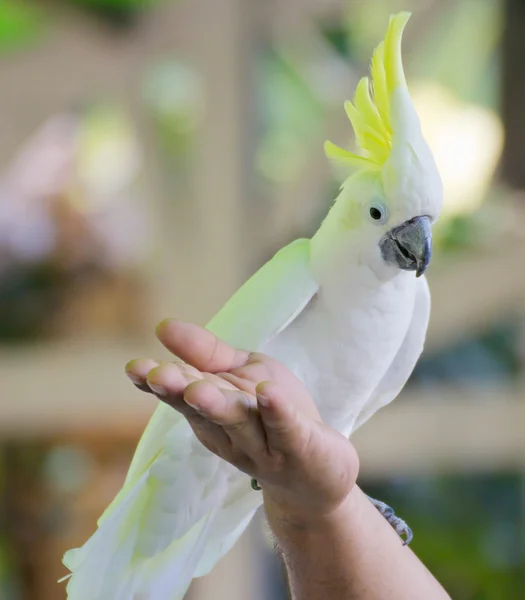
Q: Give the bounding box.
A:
[125,319,359,526]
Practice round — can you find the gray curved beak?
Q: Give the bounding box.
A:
[379,215,432,277]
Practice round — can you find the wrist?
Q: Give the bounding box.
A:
[264,484,361,536]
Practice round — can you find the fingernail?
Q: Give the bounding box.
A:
[127,374,143,385]
[155,318,174,336]
[184,397,203,412]
[257,392,270,408]
[148,383,167,397]
[185,397,198,409]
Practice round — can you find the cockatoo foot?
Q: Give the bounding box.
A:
[367,496,413,545]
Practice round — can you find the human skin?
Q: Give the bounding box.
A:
[125,319,451,600]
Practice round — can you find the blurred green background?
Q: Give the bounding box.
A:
[0,0,524,599]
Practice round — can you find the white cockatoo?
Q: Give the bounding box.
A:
[63,12,442,599]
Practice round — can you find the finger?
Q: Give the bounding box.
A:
[142,364,235,456]
[145,363,200,422]
[231,357,319,421]
[200,371,238,390]
[125,358,177,385]
[125,358,159,393]
[184,381,266,457]
[214,372,258,396]
[144,360,238,393]
[215,357,294,398]
[222,360,273,390]
[148,363,219,425]
[156,319,250,373]
[255,381,314,456]
[207,359,281,397]
[146,363,190,397]
[184,381,253,425]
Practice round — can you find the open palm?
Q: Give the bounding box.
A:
[125,319,359,520]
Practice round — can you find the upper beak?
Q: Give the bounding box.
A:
[380,215,433,277]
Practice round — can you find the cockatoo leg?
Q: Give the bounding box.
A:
[367,496,413,545]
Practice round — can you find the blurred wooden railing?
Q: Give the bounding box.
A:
[2,221,525,452]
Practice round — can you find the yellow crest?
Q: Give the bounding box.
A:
[325,12,411,170]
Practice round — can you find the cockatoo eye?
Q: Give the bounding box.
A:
[367,202,389,225]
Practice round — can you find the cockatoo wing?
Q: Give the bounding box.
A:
[206,237,318,348]
[352,276,430,432]
[63,238,318,599]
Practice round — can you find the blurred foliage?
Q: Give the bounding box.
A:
[320,20,352,59]
[343,0,426,61]
[256,47,325,184]
[411,320,522,387]
[0,537,18,599]
[341,0,501,109]
[364,474,525,600]
[67,0,166,26]
[144,62,204,160]
[0,264,89,342]
[432,196,513,256]
[435,213,489,255]
[409,0,502,110]
[0,1,44,54]
[0,0,171,52]
[0,451,19,599]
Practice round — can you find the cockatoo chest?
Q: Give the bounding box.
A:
[262,270,415,435]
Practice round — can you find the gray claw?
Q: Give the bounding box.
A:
[367,496,413,545]
[388,513,413,545]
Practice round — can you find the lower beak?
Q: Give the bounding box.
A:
[380,215,432,277]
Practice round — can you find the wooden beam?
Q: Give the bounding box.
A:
[0,340,158,439]
[1,339,525,476]
[353,385,525,478]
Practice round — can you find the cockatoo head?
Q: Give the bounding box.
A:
[324,12,442,278]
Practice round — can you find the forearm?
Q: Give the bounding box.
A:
[265,486,450,600]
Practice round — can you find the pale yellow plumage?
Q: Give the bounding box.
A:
[324,11,411,168]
